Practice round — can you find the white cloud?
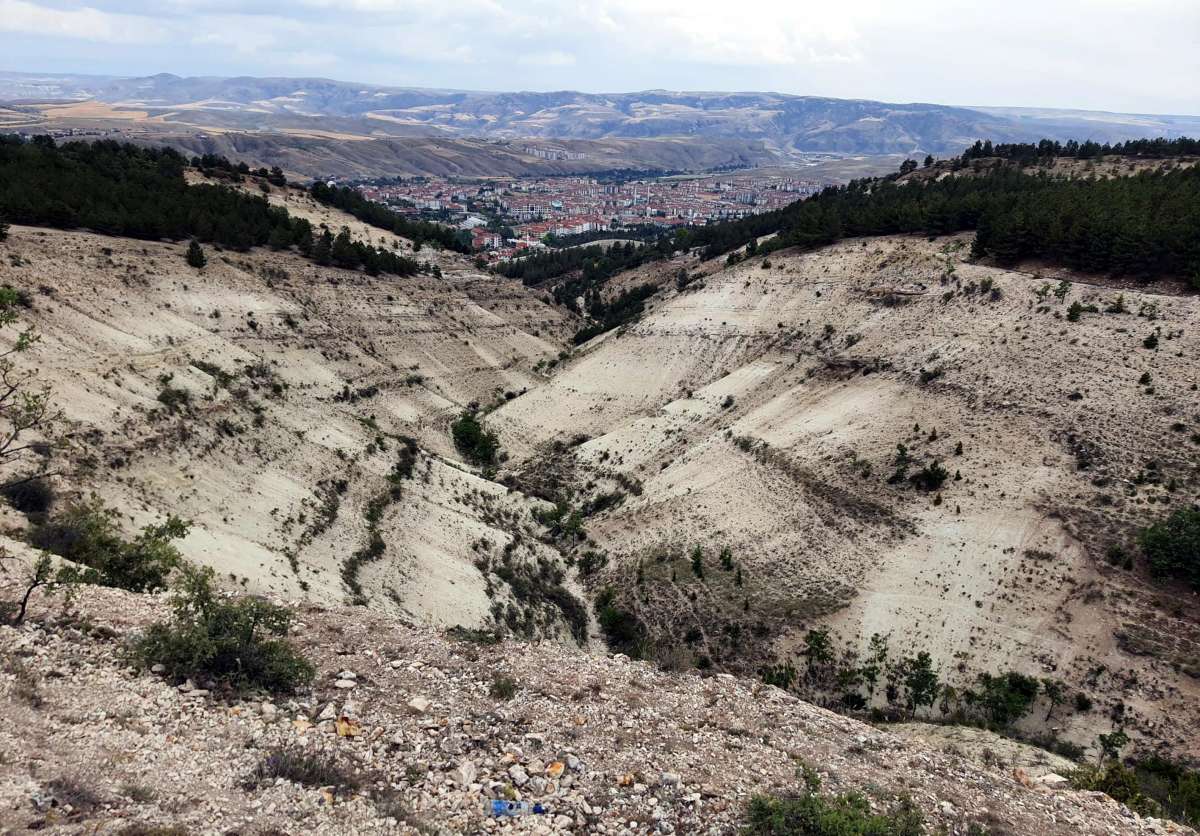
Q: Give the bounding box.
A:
[575,0,869,67]
[0,0,168,43]
[1,0,1197,114]
[517,50,575,67]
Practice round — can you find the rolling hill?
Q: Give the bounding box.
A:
[5,71,1200,159]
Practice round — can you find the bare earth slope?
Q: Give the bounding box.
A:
[2,195,1199,829]
[0,205,586,640]
[493,234,1200,758]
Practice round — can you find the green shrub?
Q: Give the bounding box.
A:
[969,671,1040,728]
[595,587,647,658]
[156,375,191,413]
[451,411,500,467]
[745,788,924,835]
[30,501,187,592]
[1,476,55,516]
[720,546,735,571]
[1070,756,1200,827]
[185,239,206,268]
[760,661,797,690]
[131,563,314,693]
[244,746,359,794]
[1137,506,1200,588]
[1132,756,1200,827]
[446,625,501,645]
[909,461,949,492]
[489,674,519,700]
[1069,762,1160,819]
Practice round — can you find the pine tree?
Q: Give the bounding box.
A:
[690,546,704,580]
[313,229,333,266]
[185,239,206,268]
[267,224,293,251]
[719,546,734,571]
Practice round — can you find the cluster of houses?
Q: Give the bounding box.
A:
[354,172,824,260]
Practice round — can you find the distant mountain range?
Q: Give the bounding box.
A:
[4,71,1199,159]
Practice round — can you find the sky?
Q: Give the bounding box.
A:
[1,0,1198,114]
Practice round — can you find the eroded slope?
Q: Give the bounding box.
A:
[494,233,1200,756]
[0,220,583,639]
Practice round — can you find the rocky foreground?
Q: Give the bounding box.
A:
[0,581,1188,835]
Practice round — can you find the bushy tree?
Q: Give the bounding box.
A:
[131,563,314,693]
[185,239,206,268]
[971,671,1040,728]
[451,410,500,467]
[902,651,940,717]
[1138,506,1200,588]
[30,501,188,592]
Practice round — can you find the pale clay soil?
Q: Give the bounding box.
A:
[0,192,1198,831]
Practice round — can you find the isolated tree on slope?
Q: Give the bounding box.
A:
[902,651,940,718]
[186,239,207,268]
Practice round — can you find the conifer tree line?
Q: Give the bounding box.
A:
[959,136,1200,163]
[494,241,671,343]
[494,239,671,289]
[687,139,1200,282]
[189,153,287,186]
[309,181,471,253]
[0,136,431,278]
[495,136,1199,290]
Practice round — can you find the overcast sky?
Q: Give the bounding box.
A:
[2,0,1197,114]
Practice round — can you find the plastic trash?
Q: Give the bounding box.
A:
[488,799,546,817]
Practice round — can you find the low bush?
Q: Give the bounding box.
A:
[1137,506,1200,588]
[1069,762,1160,819]
[594,587,647,658]
[745,787,924,835]
[446,625,502,645]
[244,746,359,794]
[130,563,314,693]
[451,411,500,467]
[1,476,55,516]
[909,461,949,492]
[489,674,519,700]
[30,501,187,592]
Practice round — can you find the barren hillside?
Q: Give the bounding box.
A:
[492,234,1200,760]
[2,167,1200,832]
[0,200,590,642]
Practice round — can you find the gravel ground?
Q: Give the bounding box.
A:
[0,581,1190,835]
